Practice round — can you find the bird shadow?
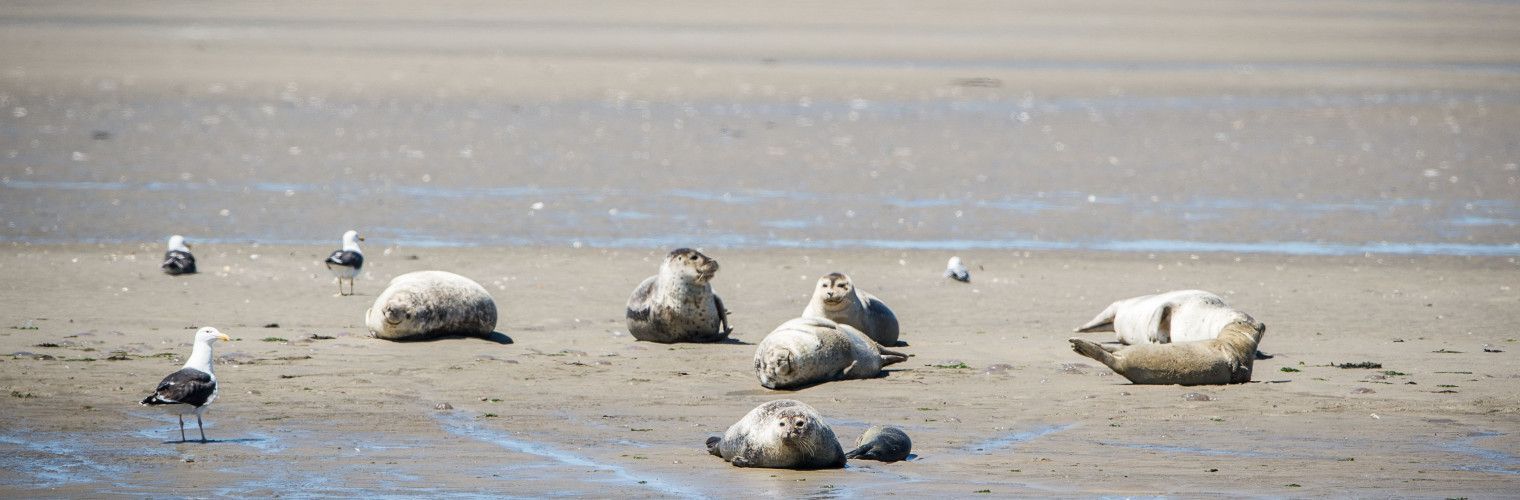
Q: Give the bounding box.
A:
[160,437,268,445]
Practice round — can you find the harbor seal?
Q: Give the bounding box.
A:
[754,317,908,390]
[705,399,846,469]
[801,272,901,346]
[846,425,912,462]
[625,248,732,343]
[365,271,498,341]
[1075,290,1260,345]
[1068,320,1266,385]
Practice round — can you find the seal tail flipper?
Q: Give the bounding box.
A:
[1070,338,1120,369]
[1074,302,1118,333]
[845,444,873,460]
[706,436,722,457]
[878,347,909,366]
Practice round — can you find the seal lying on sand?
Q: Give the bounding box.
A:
[366,271,497,341]
[1069,320,1266,385]
[755,317,908,390]
[1075,290,1260,345]
[801,272,901,346]
[847,425,912,462]
[706,399,845,469]
[626,248,732,343]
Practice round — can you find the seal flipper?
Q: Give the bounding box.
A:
[1069,338,1121,370]
[713,294,734,336]
[878,347,909,366]
[1075,301,1119,333]
[845,443,874,459]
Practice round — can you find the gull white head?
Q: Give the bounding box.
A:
[168,235,191,252]
[342,230,365,252]
[185,326,231,372]
[947,256,962,268]
[195,326,232,344]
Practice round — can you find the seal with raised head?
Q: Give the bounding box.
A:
[1075,290,1259,345]
[754,317,908,390]
[802,272,901,346]
[846,425,912,462]
[1068,320,1266,385]
[705,399,845,469]
[625,248,732,343]
[366,271,498,341]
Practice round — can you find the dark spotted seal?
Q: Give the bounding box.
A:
[625,248,732,343]
[846,425,912,462]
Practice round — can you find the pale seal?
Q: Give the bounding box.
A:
[706,399,845,469]
[365,271,498,341]
[625,248,732,343]
[754,317,908,390]
[846,425,912,462]
[802,272,901,346]
[1068,320,1266,385]
[1075,290,1260,345]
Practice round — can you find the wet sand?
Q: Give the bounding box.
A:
[0,244,1517,496]
[2,0,1520,496]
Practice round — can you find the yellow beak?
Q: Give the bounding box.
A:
[217,333,232,342]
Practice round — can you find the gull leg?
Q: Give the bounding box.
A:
[197,414,207,443]
[336,279,343,295]
[178,414,186,442]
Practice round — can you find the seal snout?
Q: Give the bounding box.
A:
[778,414,811,438]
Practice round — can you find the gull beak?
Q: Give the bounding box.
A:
[217,333,232,342]
[185,243,193,250]
[358,236,366,242]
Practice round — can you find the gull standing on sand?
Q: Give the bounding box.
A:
[944,256,970,282]
[325,230,365,296]
[140,327,231,443]
[161,235,196,275]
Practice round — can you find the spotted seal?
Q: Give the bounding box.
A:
[1069,320,1266,385]
[706,399,845,469]
[625,248,732,343]
[802,272,901,346]
[846,425,912,462]
[365,271,497,341]
[754,317,908,390]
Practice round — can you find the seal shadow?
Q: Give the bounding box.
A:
[390,331,514,345]
[763,370,902,392]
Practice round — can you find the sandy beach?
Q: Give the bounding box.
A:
[2,0,1519,497]
[0,245,1516,496]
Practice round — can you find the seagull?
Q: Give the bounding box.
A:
[944,256,970,283]
[140,327,231,443]
[161,235,196,275]
[324,230,365,296]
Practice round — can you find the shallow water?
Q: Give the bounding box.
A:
[3,88,1518,255]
